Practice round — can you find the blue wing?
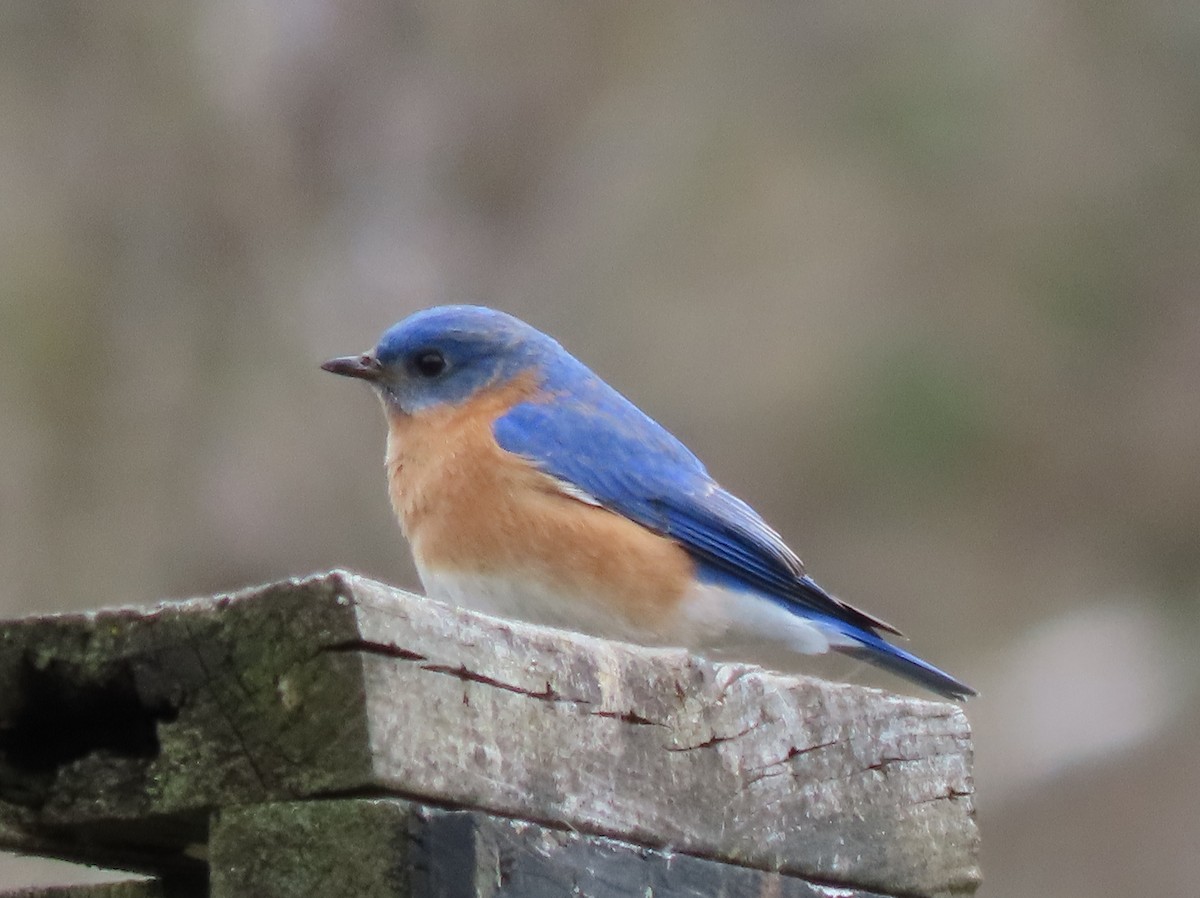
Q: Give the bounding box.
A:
[492,372,900,637]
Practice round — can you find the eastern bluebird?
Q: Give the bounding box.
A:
[322,305,974,700]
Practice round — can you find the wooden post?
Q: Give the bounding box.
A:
[0,572,979,897]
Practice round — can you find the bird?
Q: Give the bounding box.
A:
[322,305,974,700]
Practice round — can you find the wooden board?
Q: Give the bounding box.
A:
[0,881,162,898]
[210,797,895,898]
[0,572,979,897]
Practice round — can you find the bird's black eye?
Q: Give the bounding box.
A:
[411,349,446,378]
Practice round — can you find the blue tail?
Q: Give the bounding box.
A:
[695,563,975,699]
[835,625,976,701]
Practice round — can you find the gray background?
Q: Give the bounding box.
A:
[2,3,1197,895]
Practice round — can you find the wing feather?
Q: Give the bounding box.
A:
[493,387,899,636]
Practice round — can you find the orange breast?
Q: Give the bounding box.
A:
[383,377,694,635]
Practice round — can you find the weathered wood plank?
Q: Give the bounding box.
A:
[209,797,894,898]
[0,572,979,897]
[0,880,162,898]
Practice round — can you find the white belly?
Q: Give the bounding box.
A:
[418,565,851,665]
[418,567,662,644]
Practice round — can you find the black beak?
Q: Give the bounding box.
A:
[321,353,384,381]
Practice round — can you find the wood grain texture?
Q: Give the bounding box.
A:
[210,797,894,898]
[0,881,163,898]
[0,572,979,897]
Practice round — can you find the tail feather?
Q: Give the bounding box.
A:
[836,629,976,701]
[694,563,975,700]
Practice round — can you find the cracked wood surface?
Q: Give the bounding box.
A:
[0,571,979,897]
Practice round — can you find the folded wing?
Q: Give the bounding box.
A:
[492,382,900,637]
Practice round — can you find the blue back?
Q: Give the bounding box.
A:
[490,330,891,634]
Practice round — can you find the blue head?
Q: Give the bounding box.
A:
[322,305,568,414]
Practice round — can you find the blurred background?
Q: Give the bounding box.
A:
[1,2,1198,895]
